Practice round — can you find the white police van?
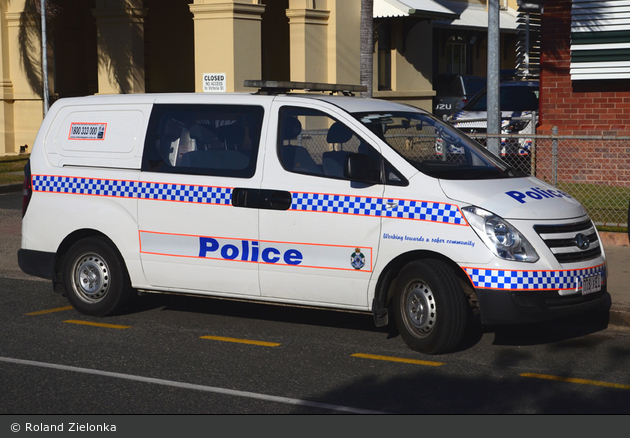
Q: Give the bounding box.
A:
[18,81,608,354]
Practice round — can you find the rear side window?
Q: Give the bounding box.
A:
[142,104,264,178]
[434,76,463,96]
[464,85,539,112]
[462,77,486,96]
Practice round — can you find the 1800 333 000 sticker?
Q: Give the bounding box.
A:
[68,122,107,140]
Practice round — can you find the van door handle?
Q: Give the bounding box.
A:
[261,190,292,210]
[231,187,259,208]
[232,188,292,211]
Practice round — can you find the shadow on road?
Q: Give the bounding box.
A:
[128,290,613,354]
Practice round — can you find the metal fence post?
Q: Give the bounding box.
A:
[552,126,558,187]
[530,111,537,176]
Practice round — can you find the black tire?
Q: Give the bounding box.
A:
[62,237,132,316]
[393,259,468,354]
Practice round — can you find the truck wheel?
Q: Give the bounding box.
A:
[393,259,468,354]
[62,237,131,316]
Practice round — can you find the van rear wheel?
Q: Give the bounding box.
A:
[393,259,467,354]
[62,237,132,316]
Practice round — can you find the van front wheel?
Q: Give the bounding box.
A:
[393,259,467,354]
[62,237,131,316]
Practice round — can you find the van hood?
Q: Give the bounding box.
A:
[439,177,587,220]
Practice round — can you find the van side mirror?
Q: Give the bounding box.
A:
[344,153,381,184]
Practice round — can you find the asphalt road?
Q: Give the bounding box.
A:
[2,275,630,415]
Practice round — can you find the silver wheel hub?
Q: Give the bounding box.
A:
[72,254,110,303]
[405,281,436,335]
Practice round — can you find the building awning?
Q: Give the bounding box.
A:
[373,0,459,20]
[431,0,519,31]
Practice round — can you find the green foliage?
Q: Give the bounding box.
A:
[0,155,29,185]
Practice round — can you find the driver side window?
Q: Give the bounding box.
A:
[278,107,381,180]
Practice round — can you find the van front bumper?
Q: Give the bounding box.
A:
[17,249,55,280]
[476,285,610,325]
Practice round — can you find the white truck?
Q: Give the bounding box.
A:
[18,81,608,354]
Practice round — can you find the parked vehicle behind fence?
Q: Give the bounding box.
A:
[449,80,539,172]
[432,74,487,120]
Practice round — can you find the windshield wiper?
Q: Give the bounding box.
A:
[502,165,526,177]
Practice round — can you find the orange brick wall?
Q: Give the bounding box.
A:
[539,0,630,136]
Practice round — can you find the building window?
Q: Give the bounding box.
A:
[571,0,630,80]
[377,21,392,91]
[446,36,467,75]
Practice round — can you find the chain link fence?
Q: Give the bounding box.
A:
[469,131,630,229]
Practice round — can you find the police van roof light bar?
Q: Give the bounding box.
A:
[244,80,367,96]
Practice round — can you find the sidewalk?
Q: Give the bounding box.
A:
[2,184,630,328]
[0,182,22,194]
[600,240,630,328]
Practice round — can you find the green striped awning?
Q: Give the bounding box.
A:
[570,0,630,80]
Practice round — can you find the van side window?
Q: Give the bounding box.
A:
[142,104,264,178]
[278,107,382,180]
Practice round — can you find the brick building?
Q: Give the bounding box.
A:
[535,0,630,217]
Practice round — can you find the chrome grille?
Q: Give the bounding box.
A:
[533,219,602,264]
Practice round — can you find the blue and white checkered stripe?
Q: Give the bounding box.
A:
[291,192,382,216]
[383,199,465,225]
[291,192,465,225]
[32,175,232,206]
[136,182,231,204]
[464,264,606,291]
[33,175,138,198]
[32,175,465,224]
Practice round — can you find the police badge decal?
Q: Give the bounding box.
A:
[351,248,366,270]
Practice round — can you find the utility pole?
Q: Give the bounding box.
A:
[360,0,374,98]
[487,0,500,155]
[41,0,49,115]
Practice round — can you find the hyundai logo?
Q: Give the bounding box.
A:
[575,233,590,250]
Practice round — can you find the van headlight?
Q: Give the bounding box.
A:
[501,120,530,134]
[462,206,539,263]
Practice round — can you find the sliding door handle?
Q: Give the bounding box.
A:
[232,188,292,211]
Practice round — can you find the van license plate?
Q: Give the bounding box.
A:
[580,274,601,296]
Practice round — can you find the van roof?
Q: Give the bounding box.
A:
[49,91,422,115]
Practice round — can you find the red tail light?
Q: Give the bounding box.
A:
[22,160,32,218]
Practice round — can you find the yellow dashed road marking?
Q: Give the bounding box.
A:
[352,353,445,367]
[200,335,280,347]
[521,373,630,390]
[63,320,131,329]
[25,306,73,316]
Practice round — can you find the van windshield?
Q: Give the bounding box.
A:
[354,111,524,180]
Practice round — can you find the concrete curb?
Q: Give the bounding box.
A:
[0,183,22,194]
[609,307,630,329]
